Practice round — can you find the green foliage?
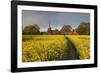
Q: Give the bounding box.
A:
[76,22,90,35]
[60,25,72,34]
[23,24,40,34]
[33,24,40,30]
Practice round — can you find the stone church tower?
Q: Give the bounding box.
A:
[47,24,52,34]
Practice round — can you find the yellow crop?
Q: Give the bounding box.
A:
[22,35,68,62]
[67,35,90,59]
[22,35,90,62]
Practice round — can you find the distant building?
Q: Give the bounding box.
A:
[41,24,78,35]
[47,24,60,34]
[71,29,78,35]
[47,24,52,34]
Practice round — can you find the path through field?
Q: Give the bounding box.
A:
[65,37,80,60]
[22,35,81,62]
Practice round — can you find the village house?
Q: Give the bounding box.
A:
[41,24,78,35]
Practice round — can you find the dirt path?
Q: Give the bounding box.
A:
[66,37,80,60]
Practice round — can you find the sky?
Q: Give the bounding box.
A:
[22,10,90,32]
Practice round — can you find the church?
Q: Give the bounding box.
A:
[41,24,78,35]
[47,24,60,34]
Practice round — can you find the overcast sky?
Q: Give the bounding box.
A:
[22,10,90,32]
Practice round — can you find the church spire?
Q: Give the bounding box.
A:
[47,23,52,34]
[49,24,51,28]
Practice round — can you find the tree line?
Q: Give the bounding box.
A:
[23,22,90,35]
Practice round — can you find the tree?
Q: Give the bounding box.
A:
[76,22,90,35]
[33,24,40,31]
[23,24,40,34]
[60,25,72,34]
[71,29,78,35]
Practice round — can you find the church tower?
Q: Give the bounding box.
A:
[49,24,51,30]
[47,24,52,34]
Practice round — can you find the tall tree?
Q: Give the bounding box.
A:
[60,25,72,34]
[76,22,90,35]
[23,24,40,34]
[33,24,40,31]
